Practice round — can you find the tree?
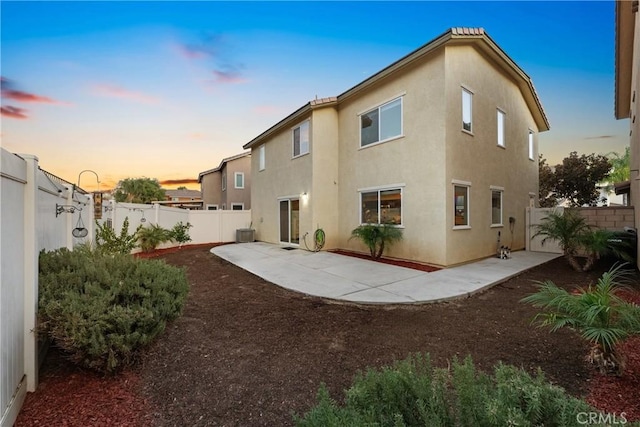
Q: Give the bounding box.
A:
[538,155,557,207]
[539,152,611,207]
[604,147,630,185]
[522,264,640,375]
[113,177,166,203]
[554,152,611,207]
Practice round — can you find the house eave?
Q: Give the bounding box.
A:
[198,151,251,182]
[615,0,636,120]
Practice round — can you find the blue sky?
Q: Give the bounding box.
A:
[0,1,629,191]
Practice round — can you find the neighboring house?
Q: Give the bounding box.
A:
[615,1,639,253]
[243,28,549,267]
[156,189,203,209]
[198,152,251,210]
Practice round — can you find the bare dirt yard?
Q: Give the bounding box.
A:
[16,245,640,426]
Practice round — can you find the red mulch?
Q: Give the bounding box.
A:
[330,249,441,272]
[15,350,153,427]
[14,246,640,425]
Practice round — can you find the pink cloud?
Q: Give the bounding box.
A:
[91,83,160,104]
[1,105,29,119]
[1,76,66,105]
[212,70,247,84]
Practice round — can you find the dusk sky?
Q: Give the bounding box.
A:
[0,1,629,192]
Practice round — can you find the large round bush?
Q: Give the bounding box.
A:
[38,246,189,373]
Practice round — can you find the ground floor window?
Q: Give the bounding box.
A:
[491,188,503,226]
[231,203,244,211]
[453,183,470,227]
[360,187,402,225]
[206,204,218,210]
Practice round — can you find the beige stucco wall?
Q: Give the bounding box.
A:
[201,172,222,208]
[250,114,314,243]
[337,49,449,265]
[443,45,539,265]
[201,156,251,210]
[249,39,545,267]
[221,155,252,210]
[309,106,340,249]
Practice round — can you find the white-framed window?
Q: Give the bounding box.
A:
[490,186,503,226]
[359,186,403,225]
[360,97,403,147]
[453,180,471,228]
[222,174,227,191]
[206,204,218,211]
[528,130,534,160]
[497,109,505,147]
[231,203,244,211]
[462,88,473,133]
[292,120,310,158]
[235,172,244,189]
[259,145,265,171]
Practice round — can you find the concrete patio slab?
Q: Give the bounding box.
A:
[212,242,561,304]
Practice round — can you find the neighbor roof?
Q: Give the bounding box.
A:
[198,151,251,182]
[244,27,549,150]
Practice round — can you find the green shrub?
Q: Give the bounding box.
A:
[38,247,189,373]
[522,264,640,375]
[170,221,193,246]
[349,223,403,259]
[295,353,594,427]
[95,217,140,254]
[136,223,172,252]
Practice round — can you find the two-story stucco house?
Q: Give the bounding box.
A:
[615,0,639,260]
[198,152,251,210]
[244,28,549,267]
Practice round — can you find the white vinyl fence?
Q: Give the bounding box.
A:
[1,149,92,427]
[105,202,251,250]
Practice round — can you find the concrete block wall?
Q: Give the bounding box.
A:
[576,207,635,231]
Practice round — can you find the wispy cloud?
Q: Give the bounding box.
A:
[175,33,247,85]
[1,106,29,119]
[584,135,614,140]
[175,33,223,60]
[91,83,160,104]
[1,76,65,104]
[212,69,246,84]
[160,178,199,186]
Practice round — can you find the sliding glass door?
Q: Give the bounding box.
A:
[279,199,300,244]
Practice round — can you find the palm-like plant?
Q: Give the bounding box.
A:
[533,209,590,271]
[350,223,403,259]
[136,224,172,252]
[521,264,640,375]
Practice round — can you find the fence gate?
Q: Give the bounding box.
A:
[526,207,564,254]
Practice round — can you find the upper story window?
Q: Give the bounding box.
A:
[259,145,265,171]
[497,109,505,147]
[235,172,244,189]
[222,174,227,191]
[293,121,310,158]
[528,130,534,160]
[462,88,473,133]
[360,97,403,147]
[360,186,403,225]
